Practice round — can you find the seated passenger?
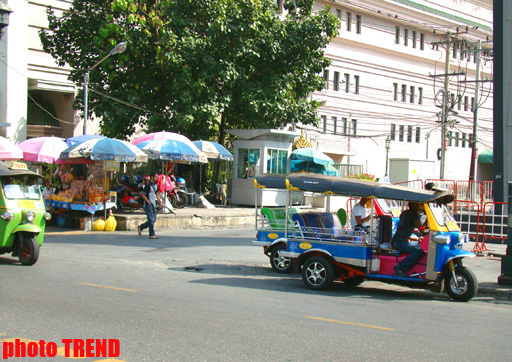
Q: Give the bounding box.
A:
[350,197,375,231]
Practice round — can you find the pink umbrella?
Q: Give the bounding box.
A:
[132,131,207,163]
[18,136,68,164]
[0,136,24,160]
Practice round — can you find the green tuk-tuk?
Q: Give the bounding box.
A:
[0,161,51,265]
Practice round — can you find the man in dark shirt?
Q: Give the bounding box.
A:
[392,202,426,276]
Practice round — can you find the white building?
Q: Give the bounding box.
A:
[307,0,494,182]
[0,0,494,184]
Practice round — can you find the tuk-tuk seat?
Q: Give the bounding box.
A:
[260,207,299,230]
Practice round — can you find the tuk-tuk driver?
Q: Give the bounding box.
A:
[392,202,427,277]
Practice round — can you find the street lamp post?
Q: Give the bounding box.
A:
[385,135,391,177]
[83,42,127,135]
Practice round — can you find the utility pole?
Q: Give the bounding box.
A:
[468,40,481,181]
[440,32,451,179]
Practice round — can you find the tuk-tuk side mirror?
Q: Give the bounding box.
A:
[432,234,450,244]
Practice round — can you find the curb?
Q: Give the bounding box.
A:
[476,285,512,301]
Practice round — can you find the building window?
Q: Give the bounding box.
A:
[420,33,425,50]
[395,26,400,44]
[354,75,360,94]
[333,71,339,91]
[391,124,396,141]
[352,119,357,136]
[412,31,417,48]
[399,125,404,142]
[448,131,453,146]
[404,29,408,46]
[407,126,412,142]
[455,132,459,147]
[346,12,352,31]
[356,15,361,34]
[415,127,420,143]
[471,97,475,112]
[344,73,350,93]
[266,149,287,174]
[462,133,466,148]
[336,9,342,29]
[401,84,407,102]
[238,148,260,179]
[410,86,415,103]
[332,116,338,135]
[393,83,398,101]
[342,117,348,135]
[323,69,329,90]
[464,96,469,111]
[321,115,327,133]
[450,93,455,109]
[457,94,462,110]
[418,87,423,104]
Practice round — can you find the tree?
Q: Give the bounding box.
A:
[40,0,339,143]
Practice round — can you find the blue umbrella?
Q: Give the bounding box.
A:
[60,137,148,162]
[137,139,207,163]
[66,134,106,146]
[290,148,333,166]
[193,140,233,161]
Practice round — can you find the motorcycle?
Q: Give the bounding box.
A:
[158,174,188,209]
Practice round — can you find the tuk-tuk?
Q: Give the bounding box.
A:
[253,173,478,302]
[0,161,51,265]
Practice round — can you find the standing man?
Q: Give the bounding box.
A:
[392,202,427,276]
[351,197,374,231]
[138,172,163,239]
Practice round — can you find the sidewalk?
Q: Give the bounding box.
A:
[45,206,512,301]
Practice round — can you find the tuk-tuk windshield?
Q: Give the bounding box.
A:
[429,203,456,227]
[2,176,42,200]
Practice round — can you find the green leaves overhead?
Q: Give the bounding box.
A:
[40,0,339,143]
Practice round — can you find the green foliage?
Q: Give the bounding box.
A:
[40,0,339,143]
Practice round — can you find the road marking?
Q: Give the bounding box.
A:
[305,316,395,331]
[56,347,88,359]
[77,283,137,292]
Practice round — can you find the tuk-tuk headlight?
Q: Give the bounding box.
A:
[0,212,14,221]
[44,212,52,221]
[25,211,35,222]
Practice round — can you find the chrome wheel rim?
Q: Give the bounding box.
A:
[272,250,290,270]
[450,274,469,295]
[306,262,326,285]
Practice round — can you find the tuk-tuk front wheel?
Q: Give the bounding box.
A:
[18,234,39,266]
[270,244,293,273]
[444,266,477,302]
[302,256,334,290]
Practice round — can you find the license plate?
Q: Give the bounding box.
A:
[18,200,35,209]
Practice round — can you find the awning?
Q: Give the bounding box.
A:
[478,149,493,164]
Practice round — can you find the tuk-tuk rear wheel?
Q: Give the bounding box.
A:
[302,256,335,290]
[18,234,39,266]
[444,266,477,302]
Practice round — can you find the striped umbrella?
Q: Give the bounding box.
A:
[19,136,68,164]
[133,131,207,163]
[0,136,23,160]
[59,137,148,163]
[137,139,207,163]
[193,140,233,161]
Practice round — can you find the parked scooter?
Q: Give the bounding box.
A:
[158,174,188,209]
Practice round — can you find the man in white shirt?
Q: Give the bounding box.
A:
[351,197,374,231]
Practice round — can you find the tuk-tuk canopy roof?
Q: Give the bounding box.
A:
[255,173,455,204]
[0,161,43,178]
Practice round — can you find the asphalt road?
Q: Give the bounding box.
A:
[1,227,511,361]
